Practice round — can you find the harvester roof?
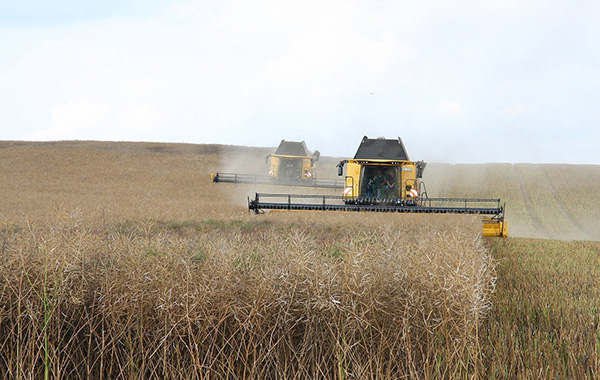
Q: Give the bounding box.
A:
[274,140,311,156]
[353,136,410,161]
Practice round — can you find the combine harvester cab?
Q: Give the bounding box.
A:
[211,140,343,189]
[248,136,508,237]
[337,136,426,205]
[265,140,319,184]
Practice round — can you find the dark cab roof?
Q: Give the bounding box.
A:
[353,136,410,161]
[274,140,311,156]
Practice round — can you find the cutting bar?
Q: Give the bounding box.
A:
[248,193,504,216]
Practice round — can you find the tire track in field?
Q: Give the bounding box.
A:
[539,166,592,240]
[514,164,548,238]
[437,164,453,198]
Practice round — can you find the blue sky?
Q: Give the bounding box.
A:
[1,0,599,163]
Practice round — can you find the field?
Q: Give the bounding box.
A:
[423,163,600,241]
[1,140,599,379]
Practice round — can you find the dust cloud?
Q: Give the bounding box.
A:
[423,162,600,241]
[213,145,341,210]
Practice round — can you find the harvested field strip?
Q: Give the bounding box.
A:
[540,165,600,240]
[539,166,591,240]
[521,164,581,238]
[422,162,600,240]
[0,214,495,379]
[513,165,549,238]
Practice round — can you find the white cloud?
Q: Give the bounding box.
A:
[27,101,108,140]
[122,106,161,135]
[504,104,526,116]
[259,32,411,101]
[497,81,516,93]
[435,101,465,117]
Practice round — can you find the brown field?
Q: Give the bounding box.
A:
[1,140,599,379]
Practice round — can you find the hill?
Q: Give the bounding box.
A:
[1,140,598,240]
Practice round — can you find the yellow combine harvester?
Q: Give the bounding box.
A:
[266,140,319,182]
[212,140,343,189]
[248,136,508,237]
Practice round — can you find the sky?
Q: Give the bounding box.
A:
[1,0,599,164]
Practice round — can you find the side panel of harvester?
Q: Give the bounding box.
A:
[483,216,509,237]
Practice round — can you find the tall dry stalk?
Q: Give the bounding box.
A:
[0,213,494,379]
